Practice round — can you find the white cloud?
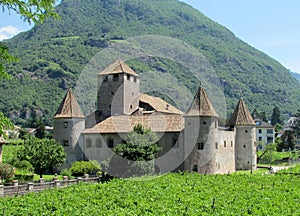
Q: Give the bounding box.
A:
[0,26,22,41]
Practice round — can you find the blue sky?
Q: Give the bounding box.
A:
[1,0,300,73]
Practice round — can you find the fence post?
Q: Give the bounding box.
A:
[12,180,18,187]
[28,182,34,191]
[84,174,89,181]
[0,185,3,197]
[54,180,60,188]
[77,177,82,184]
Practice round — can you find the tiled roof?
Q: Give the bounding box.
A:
[82,114,184,134]
[229,97,255,126]
[98,58,139,77]
[185,85,218,117]
[139,94,183,115]
[254,119,274,128]
[54,89,84,119]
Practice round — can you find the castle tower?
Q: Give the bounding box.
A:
[184,85,219,174]
[97,58,140,120]
[229,97,256,170]
[53,88,85,167]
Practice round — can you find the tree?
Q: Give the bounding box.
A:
[0,112,13,138]
[0,163,15,182]
[17,138,66,178]
[251,108,267,122]
[270,106,282,126]
[35,120,45,139]
[0,0,58,77]
[0,0,58,138]
[291,109,300,135]
[108,124,162,177]
[278,130,296,151]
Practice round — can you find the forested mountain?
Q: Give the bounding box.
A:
[2,0,300,126]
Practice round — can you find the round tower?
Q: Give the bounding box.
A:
[229,97,256,170]
[184,85,219,174]
[53,88,85,167]
[97,58,140,120]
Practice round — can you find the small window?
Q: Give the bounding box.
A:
[243,144,246,148]
[111,92,115,95]
[224,141,226,148]
[258,129,262,134]
[103,76,108,82]
[107,138,114,148]
[203,121,207,125]
[215,121,217,128]
[127,74,130,80]
[231,141,233,147]
[245,130,248,133]
[96,138,102,148]
[197,142,204,150]
[113,74,119,81]
[192,164,198,172]
[267,129,273,134]
[64,121,68,128]
[259,137,262,141]
[86,138,92,148]
[134,77,137,82]
[63,140,69,146]
[215,142,218,149]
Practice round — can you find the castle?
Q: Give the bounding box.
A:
[53,59,257,175]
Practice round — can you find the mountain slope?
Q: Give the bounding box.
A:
[2,0,300,125]
[291,71,300,82]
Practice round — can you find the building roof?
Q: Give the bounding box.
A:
[229,97,255,126]
[54,89,84,119]
[98,58,139,77]
[255,119,274,128]
[139,94,183,115]
[185,85,218,117]
[82,114,184,134]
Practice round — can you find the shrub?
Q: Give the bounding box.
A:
[70,160,101,177]
[0,163,16,182]
[60,168,72,179]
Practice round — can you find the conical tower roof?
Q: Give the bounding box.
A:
[98,58,139,77]
[54,89,84,119]
[186,85,218,117]
[229,97,255,126]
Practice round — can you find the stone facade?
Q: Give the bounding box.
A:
[53,59,256,174]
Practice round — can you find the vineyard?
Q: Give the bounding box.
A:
[0,172,299,215]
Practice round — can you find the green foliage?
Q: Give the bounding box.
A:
[271,106,282,125]
[2,144,22,164]
[110,125,162,177]
[60,168,72,179]
[69,160,101,177]
[0,163,15,182]
[278,130,296,151]
[17,138,66,178]
[35,120,45,139]
[0,173,299,214]
[0,112,13,138]
[1,0,300,126]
